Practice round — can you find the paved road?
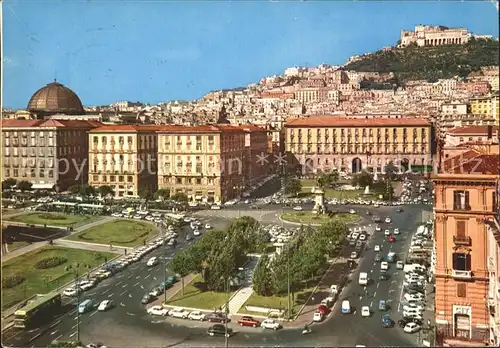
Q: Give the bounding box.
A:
[3,205,430,347]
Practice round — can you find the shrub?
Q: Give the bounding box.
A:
[2,275,26,289]
[35,256,68,269]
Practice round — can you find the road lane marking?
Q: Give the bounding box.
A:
[136,276,141,280]
[117,274,124,278]
[53,334,62,342]
[29,333,41,342]
[370,301,373,307]
[116,281,122,286]
[50,320,61,328]
[74,317,78,320]
[127,275,132,279]
[69,310,76,316]
[133,282,140,287]
[101,289,110,295]
[89,310,98,317]
[72,324,77,329]
[120,290,127,296]
[373,292,377,297]
[69,332,77,338]
[50,330,59,335]
[122,284,127,288]
[144,274,150,279]
[376,283,380,289]
[108,293,114,298]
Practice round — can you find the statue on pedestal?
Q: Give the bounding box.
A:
[311,187,326,214]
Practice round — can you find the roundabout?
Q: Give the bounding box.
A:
[279,211,361,226]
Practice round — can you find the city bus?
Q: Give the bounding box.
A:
[13,292,62,329]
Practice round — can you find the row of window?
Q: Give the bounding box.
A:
[451,190,497,212]
[164,177,216,185]
[91,175,134,183]
[4,147,81,157]
[4,131,55,137]
[290,127,428,136]
[4,169,54,178]
[290,146,428,155]
[313,157,428,166]
[4,138,55,147]
[4,158,55,167]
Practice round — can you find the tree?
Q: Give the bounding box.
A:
[139,187,154,201]
[98,185,115,199]
[252,255,274,296]
[285,178,302,196]
[351,170,373,188]
[16,180,32,192]
[155,188,171,201]
[316,171,338,189]
[171,192,188,203]
[68,184,81,195]
[170,250,195,295]
[2,178,17,191]
[79,185,95,197]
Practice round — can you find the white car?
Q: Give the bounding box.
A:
[261,318,281,330]
[63,287,78,297]
[351,233,360,240]
[350,251,358,259]
[211,205,221,210]
[374,245,380,252]
[385,217,391,223]
[293,206,303,211]
[321,297,334,307]
[403,303,425,312]
[404,322,421,333]
[403,312,423,321]
[79,280,95,291]
[349,209,356,214]
[393,228,400,235]
[375,225,382,232]
[193,229,201,236]
[98,300,113,311]
[359,234,367,241]
[146,257,158,267]
[396,261,404,269]
[313,311,324,322]
[381,262,389,270]
[168,307,190,319]
[147,305,168,316]
[404,293,425,302]
[361,306,371,317]
[187,311,206,321]
[384,229,390,236]
[205,223,212,229]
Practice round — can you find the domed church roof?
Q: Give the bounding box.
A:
[27,81,85,117]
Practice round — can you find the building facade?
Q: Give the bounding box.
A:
[284,116,433,174]
[88,125,159,198]
[157,125,247,203]
[400,25,470,47]
[469,94,500,122]
[432,146,500,346]
[1,119,100,190]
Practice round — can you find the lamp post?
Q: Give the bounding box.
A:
[68,263,81,342]
[224,277,230,348]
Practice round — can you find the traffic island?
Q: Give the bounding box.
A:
[165,274,234,311]
[239,286,316,318]
[7,212,103,228]
[1,246,117,310]
[280,212,360,226]
[64,219,157,247]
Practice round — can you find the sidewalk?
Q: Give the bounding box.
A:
[53,239,132,253]
[147,273,198,308]
[226,255,259,314]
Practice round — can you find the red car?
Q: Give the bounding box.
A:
[237,316,260,327]
[317,304,330,315]
[387,235,396,243]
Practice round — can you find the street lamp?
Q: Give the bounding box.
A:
[68,263,81,342]
[224,277,230,348]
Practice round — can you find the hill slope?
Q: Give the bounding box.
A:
[344,38,499,84]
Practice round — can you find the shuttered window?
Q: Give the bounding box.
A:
[457,283,467,298]
[456,220,466,238]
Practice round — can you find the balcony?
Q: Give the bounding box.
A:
[453,235,471,246]
[451,270,472,279]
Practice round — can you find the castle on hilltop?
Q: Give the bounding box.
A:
[399,25,492,48]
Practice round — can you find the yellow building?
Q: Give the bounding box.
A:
[157,125,247,203]
[469,93,500,122]
[88,125,159,198]
[284,116,433,174]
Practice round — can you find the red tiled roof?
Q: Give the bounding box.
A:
[285,116,430,127]
[1,119,101,129]
[90,125,163,133]
[442,149,500,175]
[447,125,499,135]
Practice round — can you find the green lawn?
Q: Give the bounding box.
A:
[1,246,117,310]
[65,219,157,247]
[7,212,102,227]
[240,286,316,317]
[281,212,360,225]
[166,274,234,310]
[7,241,30,251]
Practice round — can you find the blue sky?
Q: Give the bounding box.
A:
[3,0,499,109]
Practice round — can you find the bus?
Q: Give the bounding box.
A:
[13,292,62,329]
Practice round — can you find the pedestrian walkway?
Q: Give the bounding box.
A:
[53,239,132,253]
[1,241,50,262]
[226,255,260,314]
[147,273,198,308]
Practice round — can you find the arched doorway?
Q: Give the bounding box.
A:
[401,158,410,172]
[351,158,362,173]
[303,158,314,176]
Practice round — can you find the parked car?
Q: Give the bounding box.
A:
[237,316,260,327]
[381,314,394,328]
[168,307,190,319]
[141,294,154,304]
[147,305,168,316]
[261,318,281,330]
[361,306,371,317]
[313,311,324,322]
[188,311,206,321]
[404,322,421,333]
[206,312,228,323]
[98,300,113,311]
